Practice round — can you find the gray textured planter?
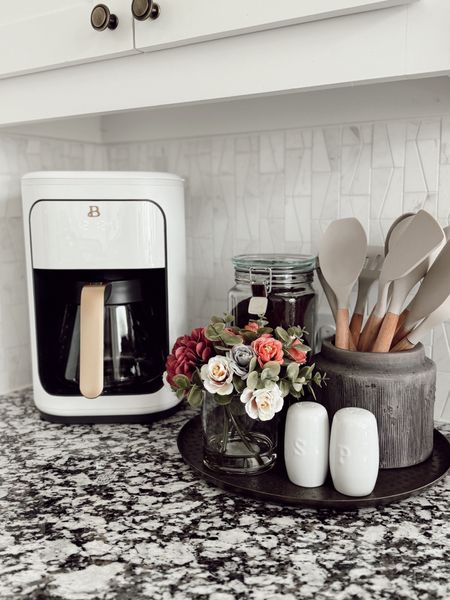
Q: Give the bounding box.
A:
[313,340,436,469]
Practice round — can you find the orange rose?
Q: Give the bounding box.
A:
[286,347,307,364]
[244,322,259,333]
[252,334,284,368]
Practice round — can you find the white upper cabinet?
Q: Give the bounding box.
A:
[0,1,136,79]
[133,0,418,52]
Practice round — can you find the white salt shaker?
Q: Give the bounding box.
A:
[329,407,379,497]
[284,401,329,487]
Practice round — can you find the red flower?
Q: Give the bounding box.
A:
[252,334,284,368]
[244,322,259,333]
[286,347,307,364]
[166,328,213,388]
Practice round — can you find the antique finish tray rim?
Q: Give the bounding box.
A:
[177,416,450,509]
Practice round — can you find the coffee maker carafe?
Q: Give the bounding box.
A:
[22,172,186,422]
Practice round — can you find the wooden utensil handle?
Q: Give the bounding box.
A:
[372,312,400,353]
[391,337,415,352]
[391,309,410,348]
[357,311,383,352]
[335,308,350,350]
[349,312,363,347]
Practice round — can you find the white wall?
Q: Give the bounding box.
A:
[0,134,107,393]
[1,81,450,421]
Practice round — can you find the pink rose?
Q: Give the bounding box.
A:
[286,347,307,364]
[252,334,284,368]
[244,322,259,333]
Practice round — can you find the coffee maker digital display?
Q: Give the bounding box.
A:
[22,172,186,423]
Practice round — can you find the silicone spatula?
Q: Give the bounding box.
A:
[318,218,367,350]
[391,237,450,347]
[358,210,445,352]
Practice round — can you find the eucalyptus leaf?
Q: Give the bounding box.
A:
[192,369,202,387]
[299,366,313,379]
[258,327,273,334]
[242,331,258,342]
[247,371,258,390]
[289,387,302,399]
[264,361,281,377]
[248,356,257,372]
[286,362,299,382]
[288,326,305,338]
[214,393,232,406]
[264,379,275,390]
[261,368,269,381]
[221,333,242,346]
[210,315,224,324]
[233,374,246,393]
[292,342,311,353]
[175,388,185,401]
[280,379,291,398]
[204,326,221,341]
[224,313,235,324]
[292,381,304,392]
[275,326,290,343]
[188,386,203,408]
[173,374,191,389]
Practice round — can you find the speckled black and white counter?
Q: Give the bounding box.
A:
[0,389,449,599]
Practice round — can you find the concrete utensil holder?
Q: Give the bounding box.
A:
[313,339,436,469]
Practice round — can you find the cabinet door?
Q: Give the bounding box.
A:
[0,1,136,79]
[134,0,418,52]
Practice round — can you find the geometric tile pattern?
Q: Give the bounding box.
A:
[107,117,450,422]
[1,117,450,421]
[0,134,107,394]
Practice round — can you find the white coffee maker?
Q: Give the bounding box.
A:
[22,172,186,423]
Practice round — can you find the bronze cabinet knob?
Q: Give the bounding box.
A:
[91,4,118,31]
[131,0,160,21]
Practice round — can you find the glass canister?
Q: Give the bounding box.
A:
[228,254,317,349]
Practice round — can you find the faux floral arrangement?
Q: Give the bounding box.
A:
[165,314,325,422]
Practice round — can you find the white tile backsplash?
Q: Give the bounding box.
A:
[2,115,450,421]
[0,134,107,394]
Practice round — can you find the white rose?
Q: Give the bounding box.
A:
[240,384,284,421]
[200,356,234,396]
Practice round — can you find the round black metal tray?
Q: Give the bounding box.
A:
[177,416,450,509]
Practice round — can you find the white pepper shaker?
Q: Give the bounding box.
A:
[329,407,379,497]
[284,401,329,487]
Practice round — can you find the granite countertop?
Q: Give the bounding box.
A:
[0,389,449,600]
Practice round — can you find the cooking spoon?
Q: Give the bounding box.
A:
[317,261,357,351]
[318,218,367,350]
[349,246,384,346]
[383,212,415,256]
[372,221,445,352]
[392,223,450,346]
[358,210,445,352]
[391,292,450,351]
[316,262,337,319]
[391,237,450,348]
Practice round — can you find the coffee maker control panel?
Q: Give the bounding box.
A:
[30,199,166,270]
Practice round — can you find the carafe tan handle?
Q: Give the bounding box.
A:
[79,283,107,399]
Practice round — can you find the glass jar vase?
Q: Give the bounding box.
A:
[228,254,317,349]
[202,391,278,475]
